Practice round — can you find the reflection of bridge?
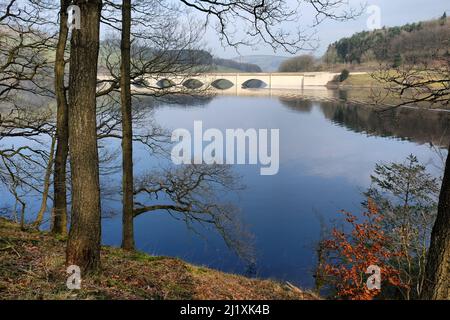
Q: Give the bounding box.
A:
[98,72,338,93]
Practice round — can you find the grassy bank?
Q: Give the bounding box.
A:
[0,218,316,300]
[326,71,389,88]
[338,73,380,87]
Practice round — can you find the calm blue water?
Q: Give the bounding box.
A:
[2,92,448,289]
[101,93,448,288]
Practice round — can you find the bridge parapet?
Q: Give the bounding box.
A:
[97,72,339,93]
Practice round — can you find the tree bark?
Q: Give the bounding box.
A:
[120,0,135,251]
[52,0,70,236]
[422,143,450,300]
[66,0,103,273]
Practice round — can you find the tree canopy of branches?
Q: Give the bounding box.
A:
[0,0,57,230]
[1,0,363,279]
[179,0,358,53]
[373,56,450,108]
[0,0,54,102]
[90,0,359,262]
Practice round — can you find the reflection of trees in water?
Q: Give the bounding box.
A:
[278,97,314,113]
[134,94,215,109]
[166,95,215,107]
[337,90,348,102]
[323,103,450,148]
[133,164,255,266]
[279,97,450,148]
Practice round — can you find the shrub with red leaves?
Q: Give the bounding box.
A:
[320,199,406,300]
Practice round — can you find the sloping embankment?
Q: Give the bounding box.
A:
[0,218,317,300]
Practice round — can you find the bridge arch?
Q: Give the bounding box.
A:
[156,78,175,88]
[241,79,268,89]
[211,79,234,90]
[183,79,204,89]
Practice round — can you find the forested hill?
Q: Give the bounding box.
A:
[212,57,262,72]
[165,50,263,72]
[167,50,263,72]
[323,14,450,66]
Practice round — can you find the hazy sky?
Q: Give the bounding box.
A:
[198,0,449,59]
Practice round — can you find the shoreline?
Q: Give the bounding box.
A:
[0,218,318,300]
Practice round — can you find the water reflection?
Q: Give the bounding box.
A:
[104,92,446,289]
[279,98,450,148]
[2,89,448,289]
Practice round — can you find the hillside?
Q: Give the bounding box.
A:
[98,46,262,74]
[232,55,290,72]
[212,58,262,73]
[0,218,316,300]
[323,15,450,66]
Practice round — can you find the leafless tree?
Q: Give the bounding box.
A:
[99,0,214,250]
[61,0,358,272]
[64,0,103,273]
[373,56,450,108]
[0,105,55,229]
[97,0,359,255]
[374,53,450,299]
[179,0,360,53]
[0,0,55,102]
[52,0,70,236]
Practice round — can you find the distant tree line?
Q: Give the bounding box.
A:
[161,49,264,72]
[323,14,450,66]
[212,58,262,72]
[278,55,317,72]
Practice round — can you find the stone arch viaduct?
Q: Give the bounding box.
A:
[98,72,340,93]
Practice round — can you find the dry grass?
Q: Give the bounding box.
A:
[0,218,317,300]
[341,73,381,87]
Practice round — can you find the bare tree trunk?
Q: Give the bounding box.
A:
[19,197,26,231]
[66,0,102,273]
[120,0,135,251]
[422,144,450,300]
[34,135,56,228]
[52,0,70,236]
